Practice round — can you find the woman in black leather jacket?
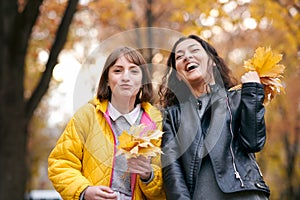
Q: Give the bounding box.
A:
[159,35,270,200]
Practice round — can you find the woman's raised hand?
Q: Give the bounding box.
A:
[127,156,152,181]
[241,71,261,84]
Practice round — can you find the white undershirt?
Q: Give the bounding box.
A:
[108,102,141,125]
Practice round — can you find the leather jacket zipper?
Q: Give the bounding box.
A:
[226,98,244,188]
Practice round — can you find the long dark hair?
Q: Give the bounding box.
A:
[97,46,153,104]
[159,35,237,107]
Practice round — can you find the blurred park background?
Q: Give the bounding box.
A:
[0,0,299,199]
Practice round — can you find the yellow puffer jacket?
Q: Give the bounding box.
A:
[48,98,165,200]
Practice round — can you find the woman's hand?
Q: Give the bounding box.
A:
[127,156,153,181]
[84,185,118,200]
[241,71,261,84]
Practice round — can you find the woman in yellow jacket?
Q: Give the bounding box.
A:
[48,46,165,200]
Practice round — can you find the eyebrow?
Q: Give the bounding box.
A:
[112,64,139,68]
[175,44,199,54]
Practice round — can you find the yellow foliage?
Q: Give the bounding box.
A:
[229,47,286,104]
[117,124,164,159]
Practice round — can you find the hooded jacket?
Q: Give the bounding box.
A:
[48,98,165,200]
[161,83,270,200]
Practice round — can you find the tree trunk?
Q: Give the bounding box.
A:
[283,132,299,199]
[0,0,33,198]
[0,0,78,198]
[146,0,153,63]
[0,94,27,199]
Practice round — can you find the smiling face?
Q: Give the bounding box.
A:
[175,38,214,87]
[108,55,143,103]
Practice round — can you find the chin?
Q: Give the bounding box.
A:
[120,92,138,98]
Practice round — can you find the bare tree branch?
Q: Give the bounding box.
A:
[13,0,44,56]
[25,0,79,120]
[1,1,43,115]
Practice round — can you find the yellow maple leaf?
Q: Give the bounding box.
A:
[244,47,285,78]
[138,146,162,158]
[229,46,285,104]
[117,124,164,158]
[118,131,137,151]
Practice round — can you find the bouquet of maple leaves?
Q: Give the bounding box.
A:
[229,47,286,104]
[116,124,164,159]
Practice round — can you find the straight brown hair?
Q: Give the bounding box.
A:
[97,46,153,104]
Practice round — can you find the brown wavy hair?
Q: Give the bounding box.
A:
[97,46,153,104]
[159,35,237,107]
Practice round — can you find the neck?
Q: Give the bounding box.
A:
[190,80,208,97]
[190,77,215,97]
[111,96,136,114]
[192,86,207,97]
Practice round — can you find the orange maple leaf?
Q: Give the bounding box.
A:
[229,47,285,104]
[116,124,164,159]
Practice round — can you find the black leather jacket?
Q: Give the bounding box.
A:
[161,83,270,200]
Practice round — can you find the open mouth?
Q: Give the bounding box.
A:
[186,63,199,72]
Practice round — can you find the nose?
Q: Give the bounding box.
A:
[122,70,130,80]
[183,51,193,61]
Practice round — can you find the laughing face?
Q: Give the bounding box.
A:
[175,38,214,87]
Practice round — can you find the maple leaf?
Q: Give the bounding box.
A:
[116,124,164,159]
[229,47,285,104]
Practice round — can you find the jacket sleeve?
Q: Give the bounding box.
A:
[48,117,90,200]
[239,82,266,152]
[138,155,166,200]
[161,108,191,200]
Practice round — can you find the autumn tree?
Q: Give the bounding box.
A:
[1,0,298,199]
[0,0,79,199]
